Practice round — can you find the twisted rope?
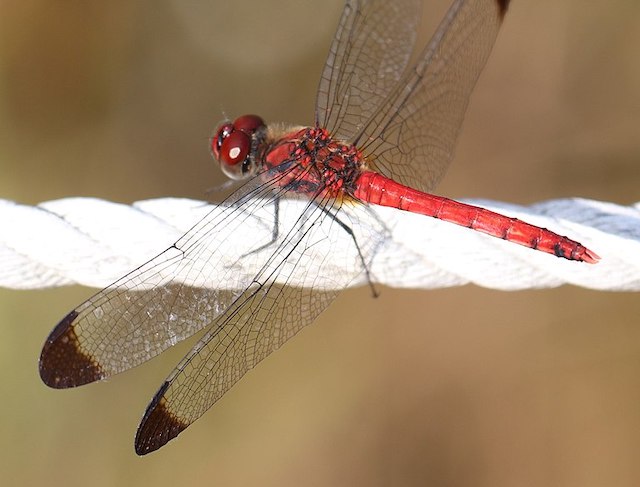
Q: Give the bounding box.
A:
[1,197,637,292]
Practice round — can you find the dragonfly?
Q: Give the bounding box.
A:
[39,0,599,455]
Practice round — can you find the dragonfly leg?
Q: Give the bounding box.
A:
[240,196,281,258]
[317,202,379,298]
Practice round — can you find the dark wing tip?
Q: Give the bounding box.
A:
[39,309,104,388]
[496,0,510,19]
[135,381,188,455]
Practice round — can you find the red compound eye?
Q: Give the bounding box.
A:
[233,114,265,134]
[211,122,233,161]
[212,114,265,180]
[220,130,250,167]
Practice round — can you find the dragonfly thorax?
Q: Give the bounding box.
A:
[264,126,365,198]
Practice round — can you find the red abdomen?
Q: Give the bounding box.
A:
[351,171,598,263]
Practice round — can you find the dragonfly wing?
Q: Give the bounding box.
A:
[315,0,422,141]
[355,0,510,193]
[133,198,384,454]
[39,175,319,388]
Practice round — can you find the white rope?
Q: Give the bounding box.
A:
[0,196,637,292]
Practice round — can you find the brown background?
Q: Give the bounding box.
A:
[1,1,639,485]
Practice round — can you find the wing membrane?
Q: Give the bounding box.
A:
[315,0,422,141]
[355,0,509,192]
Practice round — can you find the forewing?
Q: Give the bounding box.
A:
[133,197,383,454]
[39,174,324,388]
[356,0,510,193]
[315,0,422,141]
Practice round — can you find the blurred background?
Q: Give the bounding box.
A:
[1,0,639,485]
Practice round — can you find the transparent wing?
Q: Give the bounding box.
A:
[132,195,384,454]
[315,0,422,141]
[37,177,283,387]
[354,0,509,193]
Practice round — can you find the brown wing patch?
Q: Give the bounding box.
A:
[135,381,189,455]
[39,310,104,388]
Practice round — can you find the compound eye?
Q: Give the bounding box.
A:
[233,114,265,135]
[219,130,250,171]
[211,122,233,161]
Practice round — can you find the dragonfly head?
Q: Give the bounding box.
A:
[211,114,266,180]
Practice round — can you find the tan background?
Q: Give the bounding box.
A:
[1,0,639,485]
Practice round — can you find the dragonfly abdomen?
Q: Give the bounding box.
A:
[352,171,598,263]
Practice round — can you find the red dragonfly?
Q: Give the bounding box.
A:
[40,0,598,455]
